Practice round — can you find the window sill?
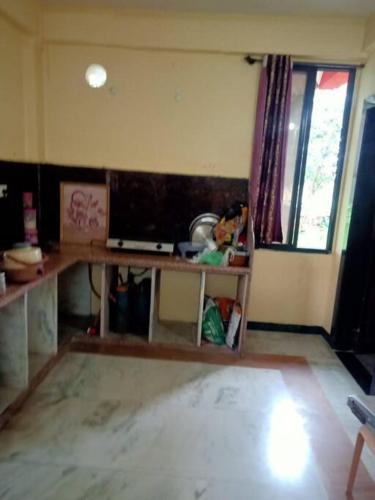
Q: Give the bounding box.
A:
[257,244,331,255]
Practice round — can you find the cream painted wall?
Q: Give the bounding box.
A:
[364,15,375,52]
[159,271,238,321]
[250,251,335,327]
[159,250,335,327]
[41,8,367,179]
[0,0,38,33]
[43,44,258,177]
[43,7,366,62]
[39,7,372,329]
[1,5,372,329]
[0,16,27,161]
[0,2,40,162]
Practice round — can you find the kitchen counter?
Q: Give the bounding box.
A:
[1,243,250,311]
[0,242,252,425]
[56,243,251,352]
[58,243,251,276]
[0,254,77,310]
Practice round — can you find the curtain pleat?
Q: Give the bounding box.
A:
[250,55,292,245]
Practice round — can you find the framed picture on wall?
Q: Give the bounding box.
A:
[60,182,109,245]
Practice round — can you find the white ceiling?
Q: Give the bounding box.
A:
[42,0,375,18]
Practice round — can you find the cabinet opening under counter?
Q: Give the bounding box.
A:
[101,264,152,345]
[151,269,202,348]
[58,263,95,344]
[55,244,252,356]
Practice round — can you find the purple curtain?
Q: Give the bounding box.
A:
[250,55,292,245]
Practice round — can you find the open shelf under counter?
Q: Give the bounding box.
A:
[104,330,149,345]
[152,320,197,347]
[58,321,86,346]
[102,322,198,348]
[57,243,253,356]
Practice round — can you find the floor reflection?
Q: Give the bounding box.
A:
[267,397,310,480]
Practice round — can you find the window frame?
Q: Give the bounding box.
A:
[260,63,356,254]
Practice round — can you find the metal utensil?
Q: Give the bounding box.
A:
[189,213,220,244]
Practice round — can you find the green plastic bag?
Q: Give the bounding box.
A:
[199,250,224,266]
[202,297,225,345]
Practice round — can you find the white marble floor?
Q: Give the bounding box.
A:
[0,331,373,499]
[247,331,375,482]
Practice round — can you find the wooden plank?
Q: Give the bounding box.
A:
[148,267,156,343]
[236,274,250,355]
[58,244,251,276]
[149,269,161,343]
[196,271,206,347]
[100,263,111,338]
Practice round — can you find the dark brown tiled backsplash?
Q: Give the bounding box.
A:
[0,161,248,250]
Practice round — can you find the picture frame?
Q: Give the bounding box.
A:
[60,182,109,245]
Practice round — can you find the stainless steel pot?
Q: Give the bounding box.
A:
[189,213,220,244]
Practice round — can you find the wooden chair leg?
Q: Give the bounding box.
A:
[346,427,365,495]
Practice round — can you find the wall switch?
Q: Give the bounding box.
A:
[0,185,8,199]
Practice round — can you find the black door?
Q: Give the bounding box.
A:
[332,105,375,351]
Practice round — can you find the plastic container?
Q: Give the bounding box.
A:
[4,247,42,265]
[229,251,248,267]
[110,285,131,333]
[132,278,151,334]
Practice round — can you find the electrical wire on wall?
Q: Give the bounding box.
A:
[88,263,101,299]
[88,263,149,303]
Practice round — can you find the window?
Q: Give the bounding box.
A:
[265,64,355,252]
